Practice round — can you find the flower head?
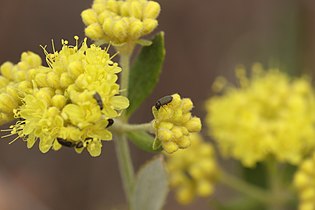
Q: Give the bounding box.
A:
[152,93,202,153]
[165,134,218,204]
[294,153,315,210]
[0,51,42,125]
[10,37,129,156]
[81,0,161,46]
[206,64,315,167]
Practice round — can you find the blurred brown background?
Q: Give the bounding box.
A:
[0,0,315,209]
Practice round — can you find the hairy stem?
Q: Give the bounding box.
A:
[114,133,135,204]
[120,53,131,98]
[111,120,153,133]
[114,51,135,208]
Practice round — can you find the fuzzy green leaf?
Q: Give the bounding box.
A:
[131,156,169,210]
[127,32,165,116]
[127,131,162,153]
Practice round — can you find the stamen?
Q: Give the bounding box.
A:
[105,42,112,53]
[9,136,20,144]
[1,132,16,138]
[51,39,56,54]
[110,51,119,60]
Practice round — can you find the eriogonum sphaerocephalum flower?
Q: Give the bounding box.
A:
[0,52,42,125]
[206,64,315,167]
[81,0,160,45]
[166,134,218,204]
[294,153,315,210]
[10,37,129,157]
[152,94,202,154]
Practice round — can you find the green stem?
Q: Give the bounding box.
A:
[114,133,135,204]
[120,53,130,98]
[114,50,135,208]
[219,169,271,204]
[266,160,286,210]
[111,120,153,133]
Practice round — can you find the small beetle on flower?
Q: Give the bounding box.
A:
[7,37,129,157]
[152,93,202,153]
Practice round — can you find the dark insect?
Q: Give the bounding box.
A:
[75,141,84,148]
[93,92,103,110]
[155,95,173,110]
[106,119,114,128]
[57,138,83,148]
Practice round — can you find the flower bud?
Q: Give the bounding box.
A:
[142,19,158,34]
[47,71,60,89]
[0,76,9,88]
[129,19,143,39]
[81,9,98,25]
[60,73,73,88]
[35,72,48,87]
[143,1,160,19]
[52,95,67,110]
[0,62,14,80]
[85,23,105,40]
[112,19,128,41]
[130,1,142,19]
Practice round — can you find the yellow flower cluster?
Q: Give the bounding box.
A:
[152,94,201,154]
[166,134,218,204]
[0,52,42,125]
[81,0,160,45]
[294,153,315,210]
[206,64,315,167]
[10,37,129,157]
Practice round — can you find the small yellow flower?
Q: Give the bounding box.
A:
[81,0,161,46]
[152,93,202,153]
[294,153,315,210]
[206,64,315,167]
[165,134,218,205]
[0,51,42,125]
[9,37,129,157]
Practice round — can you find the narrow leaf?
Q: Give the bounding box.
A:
[131,156,169,210]
[127,32,165,116]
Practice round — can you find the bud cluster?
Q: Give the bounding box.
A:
[294,153,315,210]
[152,93,202,153]
[81,0,161,45]
[166,134,218,204]
[0,52,42,124]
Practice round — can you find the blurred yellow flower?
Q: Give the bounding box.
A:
[9,37,129,157]
[81,0,160,46]
[152,93,202,154]
[206,64,315,167]
[294,153,315,210]
[166,134,218,204]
